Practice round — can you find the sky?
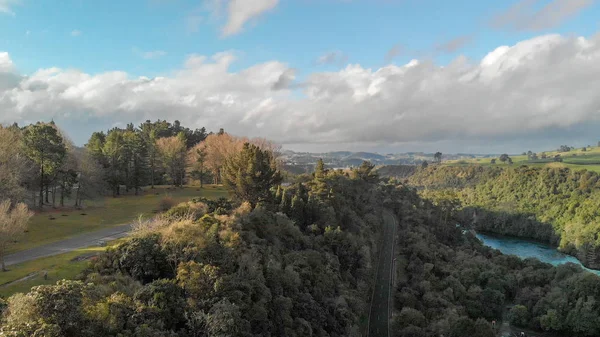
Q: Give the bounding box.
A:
[1,0,600,154]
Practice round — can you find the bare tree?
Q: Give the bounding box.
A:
[0,201,33,271]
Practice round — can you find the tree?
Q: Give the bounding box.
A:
[188,143,208,188]
[354,161,379,183]
[22,123,67,208]
[421,160,429,168]
[0,201,33,271]
[222,142,282,208]
[490,159,496,164]
[123,130,148,194]
[582,147,587,152]
[434,152,442,163]
[499,154,510,163]
[203,133,243,185]
[73,148,105,207]
[508,305,529,327]
[157,135,187,187]
[0,126,30,203]
[103,129,126,197]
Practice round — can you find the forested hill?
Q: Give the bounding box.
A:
[0,160,387,337]
[3,159,600,336]
[409,165,600,269]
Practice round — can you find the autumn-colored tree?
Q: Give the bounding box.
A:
[0,201,33,271]
[203,133,243,184]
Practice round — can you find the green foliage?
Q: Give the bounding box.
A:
[115,234,172,283]
[508,305,529,327]
[22,123,67,207]
[222,142,282,207]
[411,165,600,268]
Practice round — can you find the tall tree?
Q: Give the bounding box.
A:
[103,129,126,197]
[188,142,208,188]
[22,123,67,208]
[0,126,29,203]
[434,152,443,163]
[203,133,243,185]
[156,135,187,187]
[73,148,105,207]
[0,201,33,271]
[222,143,282,208]
[123,130,148,195]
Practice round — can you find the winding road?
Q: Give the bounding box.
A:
[4,224,132,267]
[367,211,397,337]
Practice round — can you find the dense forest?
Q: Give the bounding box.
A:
[388,184,600,337]
[409,165,600,269]
[4,121,600,336]
[0,156,386,336]
[2,145,600,336]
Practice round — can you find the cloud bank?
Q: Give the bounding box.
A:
[492,0,595,32]
[2,33,600,151]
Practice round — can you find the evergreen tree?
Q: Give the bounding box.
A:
[222,143,282,208]
[22,123,67,208]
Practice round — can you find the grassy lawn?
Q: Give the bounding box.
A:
[8,185,228,254]
[445,147,600,173]
[0,239,127,298]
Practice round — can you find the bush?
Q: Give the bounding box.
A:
[508,305,529,327]
[159,196,176,212]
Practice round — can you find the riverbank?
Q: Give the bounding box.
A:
[476,232,600,276]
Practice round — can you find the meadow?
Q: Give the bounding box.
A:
[446,146,600,173]
[0,185,227,297]
[8,185,228,254]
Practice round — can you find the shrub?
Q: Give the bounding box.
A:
[508,305,529,327]
[159,196,176,212]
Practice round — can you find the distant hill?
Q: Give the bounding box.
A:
[279,149,490,173]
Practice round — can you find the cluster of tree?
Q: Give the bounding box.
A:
[558,145,574,152]
[0,155,386,336]
[386,184,600,336]
[85,120,209,196]
[409,165,600,269]
[0,122,107,209]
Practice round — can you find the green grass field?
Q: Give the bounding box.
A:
[0,239,127,297]
[446,146,600,173]
[8,185,228,254]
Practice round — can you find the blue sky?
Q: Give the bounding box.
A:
[2,0,597,77]
[1,0,600,154]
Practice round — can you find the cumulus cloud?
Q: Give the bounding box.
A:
[71,30,82,37]
[216,0,279,37]
[315,51,348,66]
[492,0,594,32]
[2,32,600,151]
[0,0,19,15]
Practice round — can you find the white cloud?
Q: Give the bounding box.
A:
[71,30,82,37]
[3,32,600,151]
[218,0,279,37]
[492,0,594,32]
[0,0,19,15]
[316,51,348,66]
[0,52,14,72]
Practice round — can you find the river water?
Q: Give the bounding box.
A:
[476,232,600,276]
